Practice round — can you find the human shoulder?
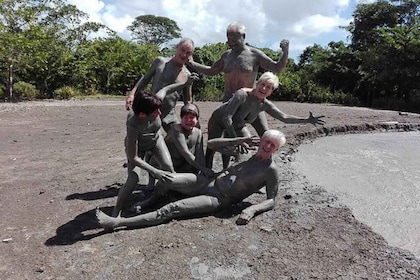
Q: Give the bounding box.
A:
[153,56,170,65]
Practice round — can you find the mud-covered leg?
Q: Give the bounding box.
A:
[251,112,269,137]
[98,195,221,229]
[112,163,139,217]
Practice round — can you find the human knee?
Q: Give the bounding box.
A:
[156,202,180,219]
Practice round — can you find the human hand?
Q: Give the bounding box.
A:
[201,167,215,178]
[244,135,260,147]
[307,111,326,126]
[279,39,289,52]
[236,209,254,225]
[187,56,195,65]
[125,93,134,111]
[186,73,200,86]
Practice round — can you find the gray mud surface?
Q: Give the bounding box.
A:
[1,99,420,279]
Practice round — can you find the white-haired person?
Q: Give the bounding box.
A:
[205,71,325,169]
[97,130,286,230]
[126,38,196,132]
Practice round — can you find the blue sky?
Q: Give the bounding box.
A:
[67,0,377,60]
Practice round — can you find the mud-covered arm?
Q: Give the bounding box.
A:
[220,90,246,137]
[171,128,214,176]
[236,167,279,225]
[155,73,199,101]
[125,126,170,180]
[187,53,226,76]
[258,39,289,74]
[126,58,161,110]
[207,136,259,152]
[264,100,325,125]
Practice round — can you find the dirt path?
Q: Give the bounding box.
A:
[1,99,419,279]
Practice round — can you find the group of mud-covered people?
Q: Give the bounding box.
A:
[96,22,325,230]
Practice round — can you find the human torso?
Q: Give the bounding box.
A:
[215,90,265,129]
[165,126,201,172]
[222,48,260,101]
[151,58,190,92]
[126,111,161,151]
[151,58,190,118]
[215,156,274,202]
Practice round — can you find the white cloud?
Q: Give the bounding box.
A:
[65,0,372,60]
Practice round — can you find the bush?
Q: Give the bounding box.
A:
[53,86,81,100]
[13,82,39,101]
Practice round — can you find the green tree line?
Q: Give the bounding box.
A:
[1,0,419,113]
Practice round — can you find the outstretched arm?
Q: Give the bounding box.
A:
[207,135,260,157]
[187,53,226,76]
[236,168,279,225]
[264,100,325,125]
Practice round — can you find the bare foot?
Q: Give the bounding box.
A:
[96,208,118,230]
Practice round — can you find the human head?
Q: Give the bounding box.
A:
[174,38,195,65]
[132,90,162,117]
[180,103,199,119]
[254,72,279,100]
[180,103,199,131]
[257,72,279,89]
[261,130,286,148]
[226,22,246,50]
[257,130,286,159]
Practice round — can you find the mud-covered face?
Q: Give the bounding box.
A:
[256,136,280,160]
[174,41,194,65]
[254,79,275,100]
[226,29,245,51]
[181,112,198,131]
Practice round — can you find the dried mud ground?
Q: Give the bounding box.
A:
[1,99,420,280]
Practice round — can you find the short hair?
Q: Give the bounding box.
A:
[227,21,246,35]
[132,91,161,116]
[257,72,279,89]
[180,103,199,118]
[262,130,286,148]
[178,38,195,49]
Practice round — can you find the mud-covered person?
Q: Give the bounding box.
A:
[188,21,289,136]
[205,72,325,169]
[113,77,198,217]
[126,38,195,132]
[97,130,286,229]
[164,103,213,176]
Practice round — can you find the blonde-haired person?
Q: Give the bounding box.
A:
[206,72,325,169]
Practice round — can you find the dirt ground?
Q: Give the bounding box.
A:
[1,99,420,280]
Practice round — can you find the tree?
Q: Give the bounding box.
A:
[74,37,160,95]
[0,0,109,100]
[346,0,420,108]
[127,15,181,47]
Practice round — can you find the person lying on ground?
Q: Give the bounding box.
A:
[97,129,286,229]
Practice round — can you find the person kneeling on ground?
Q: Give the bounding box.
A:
[96,129,286,230]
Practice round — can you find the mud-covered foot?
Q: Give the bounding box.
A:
[96,208,118,231]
